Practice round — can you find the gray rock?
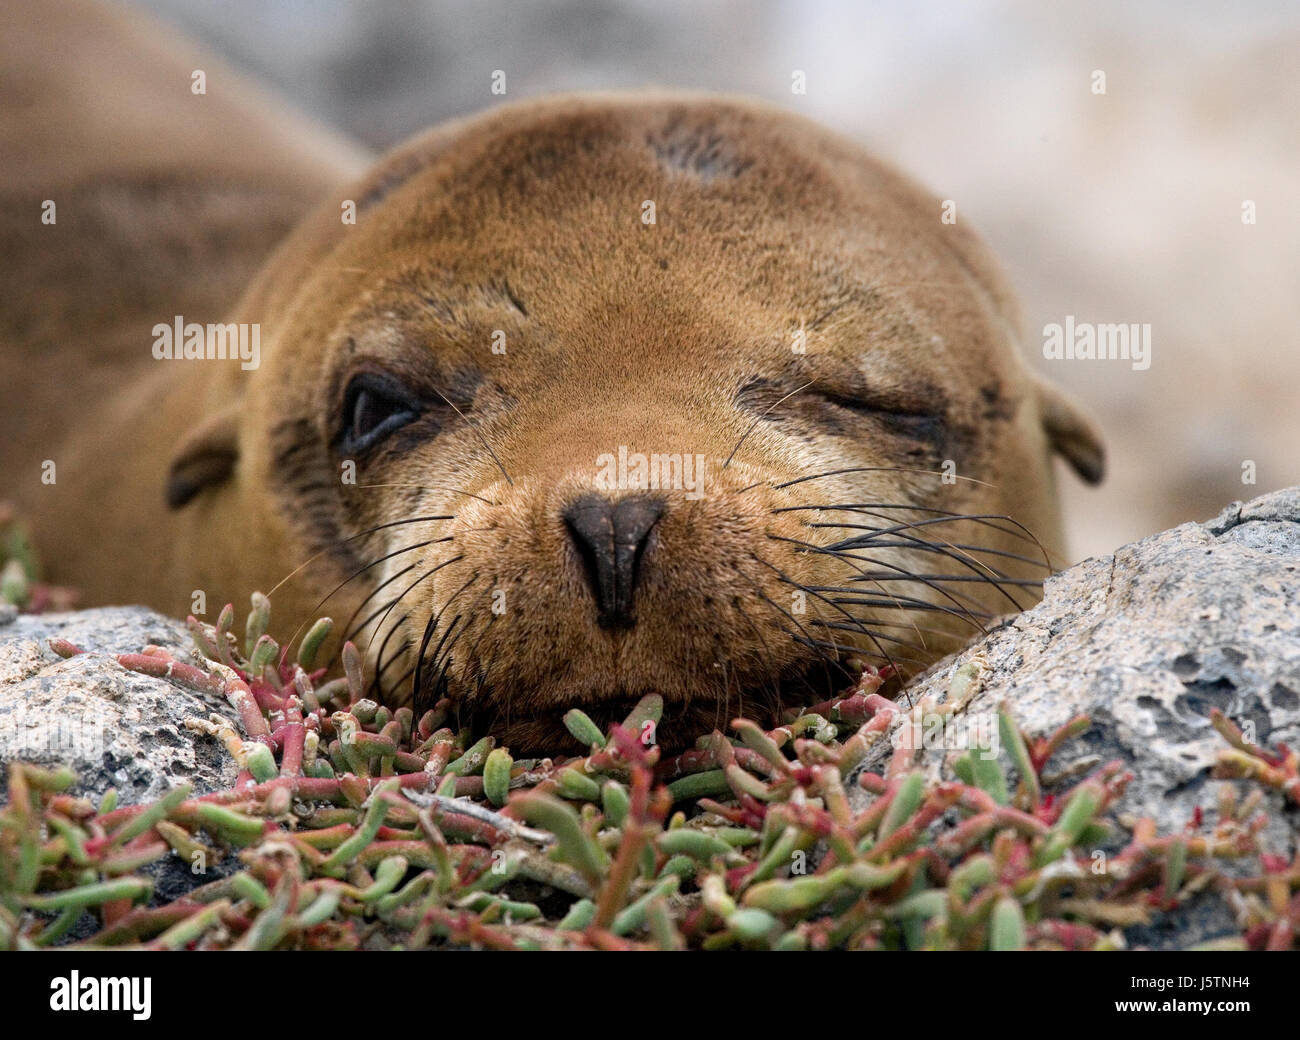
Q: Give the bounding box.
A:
[0,606,238,802]
[848,486,1300,947]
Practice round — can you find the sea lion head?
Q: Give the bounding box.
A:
[167,94,1104,750]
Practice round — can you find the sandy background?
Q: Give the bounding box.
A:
[134,0,1300,562]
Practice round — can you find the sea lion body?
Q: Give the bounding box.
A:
[0,0,369,607]
[1,3,1103,749]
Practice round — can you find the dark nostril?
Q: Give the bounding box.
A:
[562,493,665,628]
[564,496,618,624]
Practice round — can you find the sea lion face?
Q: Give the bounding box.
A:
[206,96,1103,750]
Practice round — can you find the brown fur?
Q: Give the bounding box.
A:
[1,4,1103,750]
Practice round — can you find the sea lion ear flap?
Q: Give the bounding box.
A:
[1034,377,1106,485]
[165,406,240,509]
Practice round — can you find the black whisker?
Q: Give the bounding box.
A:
[369,618,411,695]
[802,522,1051,571]
[833,573,1042,587]
[773,501,1051,559]
[752,552,903,671]
[820,593,992,618]
[774,524,1030,613]
[341,563,418,646]
[414,616,461,706]
[773,466,995,491]
[285,537,448,658]
[761,528,960,651]
[808,518,1034,611]
[817,513,1031,573]
[411,575,481,708]
[769,533,994,626]
[264,515,454,599]
[363,554,465,655]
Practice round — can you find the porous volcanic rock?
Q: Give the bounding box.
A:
[849,486,1300,948]
[0,606,238,802]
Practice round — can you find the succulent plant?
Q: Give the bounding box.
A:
[1,592,1296,951]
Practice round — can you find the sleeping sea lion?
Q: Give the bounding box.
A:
[0,2,1104,750]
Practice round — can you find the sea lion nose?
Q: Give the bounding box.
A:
[562,493,665,629]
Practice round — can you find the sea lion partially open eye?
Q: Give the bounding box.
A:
[9,93,1104,754]
[338,372,423,455]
